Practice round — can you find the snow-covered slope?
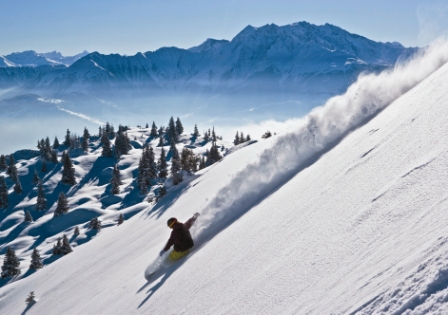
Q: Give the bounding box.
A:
[0,41,447,314]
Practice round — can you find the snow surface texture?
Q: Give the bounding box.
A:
[0,40,448,314]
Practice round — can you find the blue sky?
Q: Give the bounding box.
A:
[1,0,447,56]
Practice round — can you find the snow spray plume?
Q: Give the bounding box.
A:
[191,38,448,243]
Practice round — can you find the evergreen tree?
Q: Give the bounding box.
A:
[61,153,76,185]
[181,147,198,174]
[147,146,158,180]
[158,147,167,178]
[145,123,149,128]
[170,140,182,185]
[0,176,9,209]
[246,134,251,142]
[89,217,102,231]
[101,133,113,157]
[7,155,18,182]
[98,126,103,138]
[150,121,158,137]
[240,132,245,144]
[26,291,36,305]
[0,155,7,170]
[158,135,164,147]
[212,126,217,143]
[203,131,210,142]
[1,247,20,279]
[110,164,122,195]
[29,248,43,270]
[234,131,240,145]
[137,156,149,194]
[115,130,131,156]
[24,210,33,223]
[199,155,206,170]
[32,169,40,185]
[60,234,72,255]
[40,159,47,172]
[167,116,179,143]
[54,192,69,217]
[117,213,124,225]
[175,117,184,136]
[74,226,80,236]
[158,185,167,198]
[60,151,67,164]
[53,136,60,149]
[82,127,90,151]
[50,150,58,164]
[192,124,199,138]
[13,178,23,194]
[35,182,47,211]
[64,129,71,146]
[52,238,62,255]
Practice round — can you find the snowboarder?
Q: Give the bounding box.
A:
[160,213,199,260]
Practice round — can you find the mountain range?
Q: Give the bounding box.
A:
[0,22,417,100]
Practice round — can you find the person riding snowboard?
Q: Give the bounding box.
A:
[160,213,200,260]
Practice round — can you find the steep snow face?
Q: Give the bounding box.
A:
[0,45,447,314]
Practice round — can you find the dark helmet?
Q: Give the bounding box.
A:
[167,217,177,228]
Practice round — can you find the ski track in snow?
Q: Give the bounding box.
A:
[193,39,448,246]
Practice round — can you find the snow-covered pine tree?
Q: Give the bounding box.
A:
[64,129,71,146]
[52,238,62,255]
[89,217,102,231]
[234,131,240,145]
[53,136,60,149]
[60,235,72,255]
[167,116,179,143]
[137,155,149,194]
[111,164,122,195]
[193,124,199,138]
[203,131,210,142]
[13,178,23,194]
[40,159,47,172]
[0,176,9,209]
[246,134,251,142]
[145,123,149,128]
[212,126,217,143]
[101,133,113,157]
[60,151,66,164]
[115,130,131,156]
[199,155,206,170]
[26,291,36,305]
[29,248,43,270]
[50,150,58,164]
[7,155,18,182]
[158,185,167,198]
[54,192,69,217]
[146,146,157,181]
[181,147,196,174]
[24,210,33,223]
[158,126,164,137]
[150,121,158,138]
[158,147,167,178]
[0,154,7,170]
[158,135,164,147]
[117,213,124,225]
[207,138,222,166]
[74,226,80,236]
[32,168,40,185]
[1,247,21,278]
[175,117,184,136]
[35,182,47,211]
[82,127,90,151]
[61,153,76,185]
[170,140,182,185]
[240,132,245,144]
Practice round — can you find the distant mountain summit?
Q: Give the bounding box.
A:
[0,50,89,67]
